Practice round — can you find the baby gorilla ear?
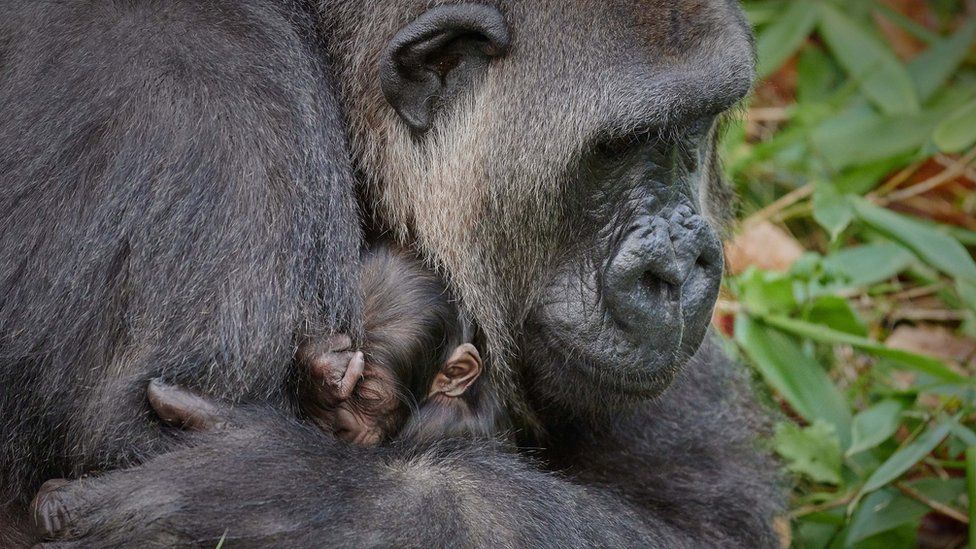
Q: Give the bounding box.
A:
[429,343,483,398]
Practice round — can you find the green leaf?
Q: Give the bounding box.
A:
[820,243,915,290]
[798,44,843,103]
[755,0,819,78]
[959,279,976,312]
[805,295,866,337]
[861,421,952,494]
[735,268,797,315]
[860,477,965,546]
[852,198,976,312]
[812,108,943,170]
[908,20,976,102]
[735,316,852,443]
[933,98,976,153]
[833,159,907,195]
[743,0,786,27]
[846,489,928,545]
[966,447,976,542]
[812,182,853,240]
[774,420,843,484]
[847,400,904,456]
[817,4,919,116]
[760,315,966,383]
[949,419,976,447]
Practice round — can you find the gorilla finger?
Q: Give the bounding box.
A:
[148,378,227,431]
[31,479,87,541]
[338,351,365,399]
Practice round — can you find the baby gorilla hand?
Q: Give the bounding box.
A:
[298,334,403,446]
[298,333,366,407]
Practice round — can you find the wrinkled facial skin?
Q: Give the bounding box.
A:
[525,127,725,408]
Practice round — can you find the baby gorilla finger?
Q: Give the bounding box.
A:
[308,350,365,403]
[148,378,228,431]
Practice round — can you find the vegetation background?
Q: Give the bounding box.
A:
[724,0,976,546]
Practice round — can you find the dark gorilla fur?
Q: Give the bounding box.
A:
[1,0,782,547]
[0,0,362,542]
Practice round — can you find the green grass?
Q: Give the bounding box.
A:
[725,1,976,546]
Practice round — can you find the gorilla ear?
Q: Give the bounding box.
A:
[429,343,483,398]
[380,4,509,133]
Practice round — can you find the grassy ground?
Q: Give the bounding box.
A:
[721,1,976,547]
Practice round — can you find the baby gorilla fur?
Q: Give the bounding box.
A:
[301,245,505,446]
[150,245,505,447]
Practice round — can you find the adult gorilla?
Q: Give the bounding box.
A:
[0,0,781,546]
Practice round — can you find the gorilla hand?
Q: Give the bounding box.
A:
[30,386,357,547]
[298,333,366,407]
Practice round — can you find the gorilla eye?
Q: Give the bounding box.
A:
[594,130,653,160]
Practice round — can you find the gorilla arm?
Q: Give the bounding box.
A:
[32,403,668,548]
[31,355,780,548]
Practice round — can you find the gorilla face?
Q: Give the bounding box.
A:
[528,125,726,401]
[327,0,754,410]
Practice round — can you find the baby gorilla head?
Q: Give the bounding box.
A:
[299,245,502,446]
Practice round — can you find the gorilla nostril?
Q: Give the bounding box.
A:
[695,254,709,270]
[639,270,655,290]
[638,270,679,297]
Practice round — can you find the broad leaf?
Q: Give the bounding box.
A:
[760,315,966,382]
[812,108,942,170]
[818,5,919,116]
[846,489,927,545]
[820,243,915,290]
[756,0,819,78]
[852,198,976,312]
[861,421,952,494]
[812,182,853,240]
[735,316,852,443]
[908,20,976,102]
[933,98,976,153]
[735,268,797,315]
[774,420,843,484]
[805,295,866,337]
[847,400,904,456]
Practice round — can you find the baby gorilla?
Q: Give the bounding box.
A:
[296,245,501,446]
[145,246,501,447]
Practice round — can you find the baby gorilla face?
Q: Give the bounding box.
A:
[317,362,405,446]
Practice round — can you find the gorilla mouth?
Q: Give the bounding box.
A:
[527,277,687,397]
[527,312,683,398]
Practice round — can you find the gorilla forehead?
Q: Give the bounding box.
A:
[498,0,755,136]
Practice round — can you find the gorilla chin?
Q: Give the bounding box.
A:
[527,194,724,408]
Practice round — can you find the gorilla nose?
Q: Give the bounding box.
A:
[603,205,722,331]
